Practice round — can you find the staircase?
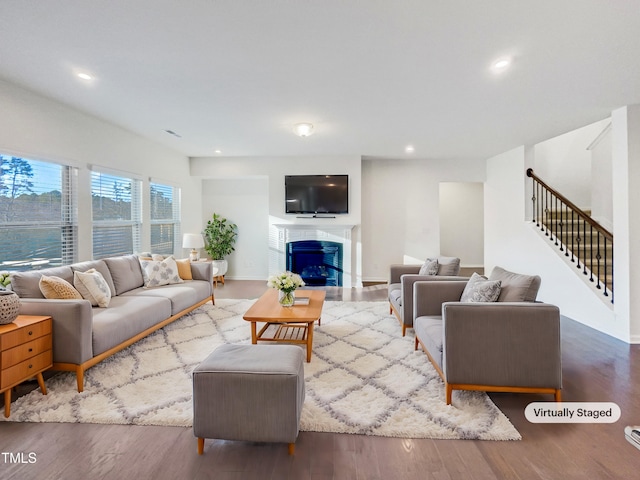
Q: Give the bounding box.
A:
[527,169,613,303]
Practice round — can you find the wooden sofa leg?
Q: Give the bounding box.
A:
[445,384,453,405]
[288,443,295,455]
[76,367,85,393]
[197,438,205,455]
[414,336,419,351]
[555,389,562,402]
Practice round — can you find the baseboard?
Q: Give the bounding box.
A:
[362,277,388,284]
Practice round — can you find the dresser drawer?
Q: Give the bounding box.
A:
[0,350,52,390]
[1,336,52,369]
[0,318,52,350]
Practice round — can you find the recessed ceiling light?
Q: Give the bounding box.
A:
[405,145,415,154]
[214,149,222,154]
[491,58,511,72]
[77,72,93,80]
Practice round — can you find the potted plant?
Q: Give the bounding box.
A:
[203,213,238,280]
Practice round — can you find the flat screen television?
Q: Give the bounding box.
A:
[285,175,349,215]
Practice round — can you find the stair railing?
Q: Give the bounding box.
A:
[526,168,613,303]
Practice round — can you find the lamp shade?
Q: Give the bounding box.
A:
[182,233,204,249]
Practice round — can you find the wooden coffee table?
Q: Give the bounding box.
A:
[242,289,326,362]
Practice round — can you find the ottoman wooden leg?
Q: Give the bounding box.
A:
[197,437,205,455]
[288,443,295,455]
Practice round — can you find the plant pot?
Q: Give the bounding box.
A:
[211,260,228,277]
[0,290,20,324]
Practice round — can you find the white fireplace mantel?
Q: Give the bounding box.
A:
[272,223,357,287]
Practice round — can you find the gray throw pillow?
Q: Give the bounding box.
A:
[430,256,461,276]
[419,259,439,276]
[460,272,502,303]
[488,266,541,302]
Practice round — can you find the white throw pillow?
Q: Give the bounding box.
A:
[460,272,501,303]
[139,255,184,288]
[419,258,439,276]
[74,268,112,307]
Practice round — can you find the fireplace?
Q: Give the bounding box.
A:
[286,240,343,287]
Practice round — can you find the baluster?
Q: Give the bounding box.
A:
[576,215,584,268]
[544,189,549,236]
[595,233,601,288]
[570,210,576,262]
[589,225,599,282]
[582,220,588,276]
[554,194,558,245]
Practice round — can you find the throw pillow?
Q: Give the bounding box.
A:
[488,266,541,302]
[74,268,112,307]
[460,272,502,303]
[432,256,461,276]
[39,275,83,300]
[139,255,184,288]
[419,258,439,276]
[175,258,193,280]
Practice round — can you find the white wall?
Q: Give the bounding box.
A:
[201,177,269,279]
[191,155,361,283]
[589,124,613,230]
[361,158,485,282]
[0,80,202,260]
[484,146,628,341]
[533,118,609,209]
[439,182,484,268]
[611,105,640,343]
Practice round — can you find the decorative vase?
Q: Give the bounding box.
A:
[0,290,20,325]
[278,290,295,307]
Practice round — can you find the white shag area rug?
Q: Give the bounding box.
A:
[2,299,520,440]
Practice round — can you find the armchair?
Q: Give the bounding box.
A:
[412,267,562,405]
[388,256,464,336]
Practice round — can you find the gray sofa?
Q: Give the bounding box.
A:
[413,267,562,404]
[10,254,214,392]
[388,256,465,336]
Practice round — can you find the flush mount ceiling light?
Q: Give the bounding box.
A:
[293,123,314,137]
[405,145,415,154]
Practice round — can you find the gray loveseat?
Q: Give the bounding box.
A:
[11,254,214,392]
[413,266,562,404]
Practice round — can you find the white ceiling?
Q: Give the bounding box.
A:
[1,1,639,161]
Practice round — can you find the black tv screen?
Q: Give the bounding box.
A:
[285,175,349,214]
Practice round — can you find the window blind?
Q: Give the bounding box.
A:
[150,182,181,255]
[91,170,142,259]
[0,154,78,270]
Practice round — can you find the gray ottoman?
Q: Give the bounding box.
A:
[192,343,305,455]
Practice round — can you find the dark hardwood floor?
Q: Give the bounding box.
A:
[1,280,639,479]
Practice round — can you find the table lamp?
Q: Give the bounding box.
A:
[182,233,205,261]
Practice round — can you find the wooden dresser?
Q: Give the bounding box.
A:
[0,315,53,417]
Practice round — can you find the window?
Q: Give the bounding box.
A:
[91,169,142,259]
[0,154,77,271]
[150,182,181,255]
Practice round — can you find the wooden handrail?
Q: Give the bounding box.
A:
[526,168,613,240]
